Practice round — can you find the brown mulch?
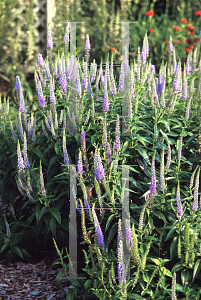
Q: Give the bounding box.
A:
[0,253,87,300]
[0,195,88,300]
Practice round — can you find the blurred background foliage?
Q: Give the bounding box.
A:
[0,0,201,120]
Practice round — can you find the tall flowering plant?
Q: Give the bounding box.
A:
[1,19,201,299]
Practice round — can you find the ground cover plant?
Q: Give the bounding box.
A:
[0,1,201,299]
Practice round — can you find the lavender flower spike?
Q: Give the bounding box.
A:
[178,129,184,163]
[117,219,123,289]
[47,27,53,49]
[19,85,26,114]
[63,23,69,44]
[165,138,172,171]
[169,35,173,52]
[192,167,200,211]
[15,76,21,97]
[149,150,157,205]
[171,272,177,300]
[176,181,183,219]
[85,34,91,51]
[77,149,84,178]
[91,204,105,253]
[39,160,47,199]
[115,114,121,152]
[17,139,25,175]
[125,218,133,251]
[160,147,166,191]
[23,131,30,169]
[38,54,44,68]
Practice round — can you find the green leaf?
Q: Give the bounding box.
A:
[47,156,58,176]
[54,142,59,155]
[55,272,65,290]
[49,217,57,239]
[114,185,121,198]
[105,214,115,233]
[165,226,176,242]
[137,158,151,178]
[43,144,54,156]
[135,145,151,165]
[182,134,198,149]
[127,294,146,299]
[74,133,80,145]
[153,211,167,224]
[159,129,168,138]
[84,279,92,291]
[91,134,96,146]
[121,140,129,154]
[66,289,75,300]
[50,208,61,225]
[158,119,171,132]
[193,259,201,282]
[12,246,23,259]
[61,219,69,231]
[181,269,189,286]
[172,263,183,273]
[148,216,153,232]
[35,203,41,223]
[129,177,143,190]
[32,147,46,162]
[160,267,172,277]
[149,258,160,265]
[106,223,118,249]
[188,155,201,162]
[176,283,185,293]
[170,236,178,261]
[39,207,47,221]
[0,243,9,253]
[21,248,32,258]
[135,135,149,146]
[0,73,11,82]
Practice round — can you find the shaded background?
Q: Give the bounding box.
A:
[0,0,200,118]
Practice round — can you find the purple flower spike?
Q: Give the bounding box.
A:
[92,206,105,252]
[85,34,91,51]
[103,94,109,113]
[19,87,26,114]
[64,24,69,44]
[78,149,84,177]
[15,76,21,97]
[114,115,121,152]
[47,27,53,49]
[192,167,200,211]
[149,151,157,206]
[169,36,173,52]
[17,139,25,175]
[38,54,44,68]
[176,181,183,219]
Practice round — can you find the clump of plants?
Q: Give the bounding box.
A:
[0,15,201,300]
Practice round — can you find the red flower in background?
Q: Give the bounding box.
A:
[189,45,194,48]
[164,40,168,43]
[189,32,195,35]
[186,25,194,30]
[145,11,154,17]
[195,10,201,17]
[149,29,155,33]
[111,48,117,52]
[172,25,179,31]
[181,18,188,23]
[186,48,191,52]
